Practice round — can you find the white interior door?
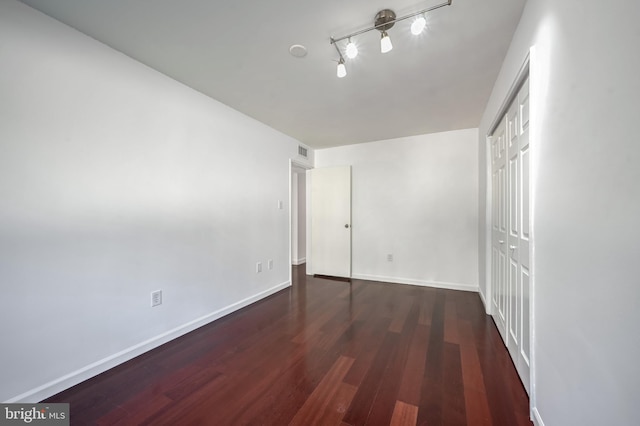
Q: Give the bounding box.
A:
[507,96,520,363]
[515,77,531,391]
[309,166,351,278]
[491,76,531,393]
[491,117,508,341]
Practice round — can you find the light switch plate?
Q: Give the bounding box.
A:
[151,290,162,307]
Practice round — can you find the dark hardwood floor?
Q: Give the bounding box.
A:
[44,265,531,425]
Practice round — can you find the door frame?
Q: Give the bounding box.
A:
[485,49,536,412]
[289,159,312,285]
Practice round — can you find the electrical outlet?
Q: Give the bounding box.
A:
[256,262,262,273]
[268,259,273,270]
[387,254,393,262]
[151,290,162,307]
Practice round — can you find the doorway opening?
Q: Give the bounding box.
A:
[289,160,312,284]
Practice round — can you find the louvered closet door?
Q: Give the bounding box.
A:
[491,76,530,393]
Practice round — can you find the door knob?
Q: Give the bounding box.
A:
[509,245,517,250]
[499,240,505,244]
[345,224,350,228]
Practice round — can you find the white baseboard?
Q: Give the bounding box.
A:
[292,257,306,266]
[7,280,291,403]
[532,407,545,426]
[350,274,478,292]
[478,289,489,311]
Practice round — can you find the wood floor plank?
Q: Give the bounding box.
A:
[165,369,223,402]
[207,347,310,424]
[475,317,531,426]
[42,266,531,426]
[316,312,360,351]
[390,400,419,426]
[444,298,460,344]
[418,289,436,326]
[388,295,413,333]
[341,316,392,387]
[288,356,354,426]
[396,323,430,406]
[366,302,420,425]
[243,347,341,425]
[442,342,467,425]
[342,332,400,425]
[104,394,174,426]
[417,290,446,425]
[136,374,232,425]
[292,305,338,344]
[317,382,358,425]
[458,320,492,426]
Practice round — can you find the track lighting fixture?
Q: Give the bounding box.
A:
[329,0,452,77]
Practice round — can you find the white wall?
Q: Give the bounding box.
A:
[316,129,478,291]
[0,0,312,403]
[478,0,640,424]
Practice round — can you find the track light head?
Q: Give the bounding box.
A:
[375,9,395,54]
[345,39,358,59]
[380,31,393,53]
[337,58,347,78]
[411,15,427,35]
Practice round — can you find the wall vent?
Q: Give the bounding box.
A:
[298,145,308,158]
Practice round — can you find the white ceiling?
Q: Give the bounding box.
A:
[19,0,526,149]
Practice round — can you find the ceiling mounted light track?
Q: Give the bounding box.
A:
[330,0,452,77]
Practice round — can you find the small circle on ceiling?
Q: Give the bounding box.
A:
[289,44,308,58]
